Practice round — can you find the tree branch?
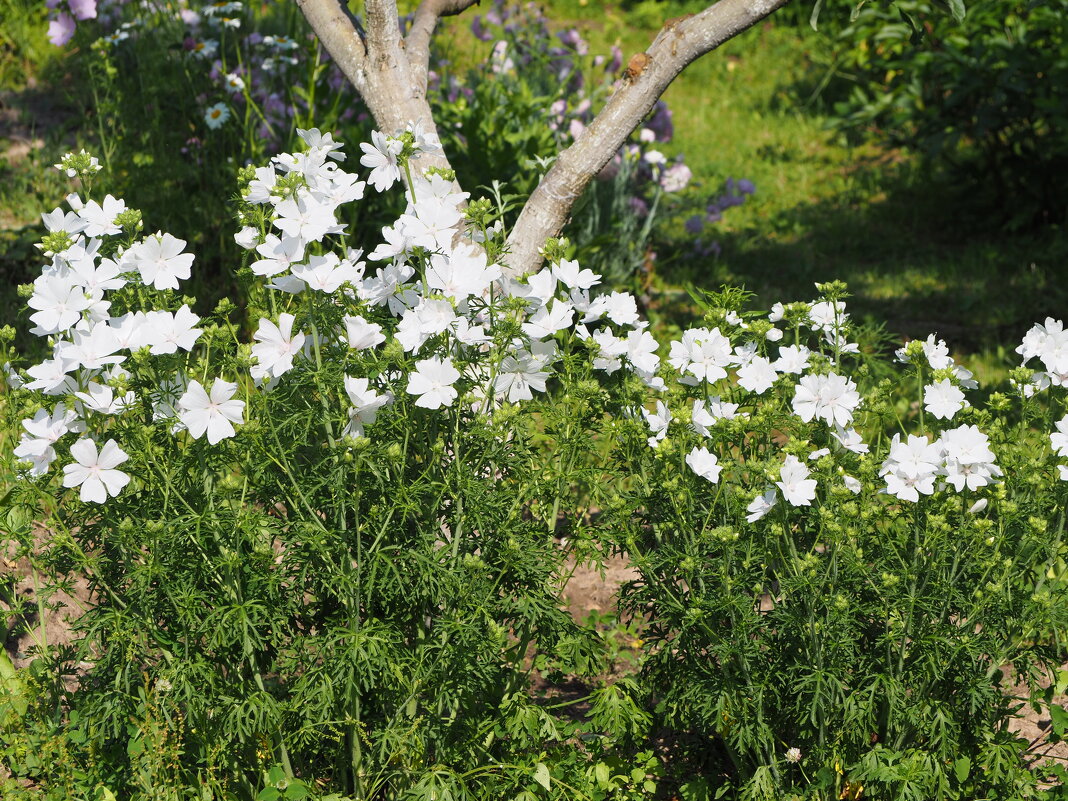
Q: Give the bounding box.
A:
[407,0,481,97]
[364,0,405,62]
[295,0,369,96]
[503,0,792,277]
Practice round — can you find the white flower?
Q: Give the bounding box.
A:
[28,276,93,334]
[924,379,966,420]
[737,356,777,394]
[773,344,810,375]
[522,300,574,340]
[832,426,870,454]
[395,298,456,352]
[807,300,847,332]
[62,438,130,503]
[145,306,203,355]
[494,341,556,403]
[359,130,403,192]
[690,397,741,437]
[937,425,1001,492]
[686,446,721,483]
[251,313,305,381]
[668,327,732,383]
[223,71,245,93]
[343,376,391,437]
[551,259,600,291]
[624,329,660,374]
[642,401,671,448]
[884,471,936,503]
[273,194,339,243]
[407,356,461,409]
[785,748,802,764]
[425,245,501,301]
[40,207,87,242]
[127,232,195,290]
[24,358,77,395]
[75,381,135,415]
[398,198,462,251]
[204,103,231,129]
[599,291,640,326]
[746,488,777,522]
[250,234,304,276]
[56,323,125,370]
[290,253,360,293]
[776,454,817,506]
[880,433,940,502]
[77,195,126,237]
[178,379,245,444]
[343,315,385,350]
[1051,416,1068,457]
[13,404,83,476]
[843,475,862,494]
[792,373,860,428]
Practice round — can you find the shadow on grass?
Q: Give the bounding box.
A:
[658,155,1068,352]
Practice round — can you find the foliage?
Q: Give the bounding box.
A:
[610,284,1068,798]
[4,128,1068,797]
[0,129,670,798]
[816,0,1068,230]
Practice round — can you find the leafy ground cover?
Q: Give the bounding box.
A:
[2,1,1068,799]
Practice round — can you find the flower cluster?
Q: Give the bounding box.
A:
[12,133,1068,525]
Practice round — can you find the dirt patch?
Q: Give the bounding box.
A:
[1,526,92,683]
[561,553,638,623]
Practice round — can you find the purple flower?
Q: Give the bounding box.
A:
[646,101,674,142]
[607,45,623,74]
[738,178,756,195]
[47,12,77,46]
[660,163,693,193]
[629,197,649,218]
[685,215,705,235]
[471,16,492,42]
[68,0,97,21]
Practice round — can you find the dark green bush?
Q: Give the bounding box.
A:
[818,0,1068,230]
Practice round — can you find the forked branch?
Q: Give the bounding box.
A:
[296,0,792,275]
[408,0,481,96]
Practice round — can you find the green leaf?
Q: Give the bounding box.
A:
[809,0,825,31]
[594,762,610,788]
[946,0,966,22]
[1049,704,1068,741]
[953,756,971,783]
[533,762,551,791]
[256,789,281,801]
